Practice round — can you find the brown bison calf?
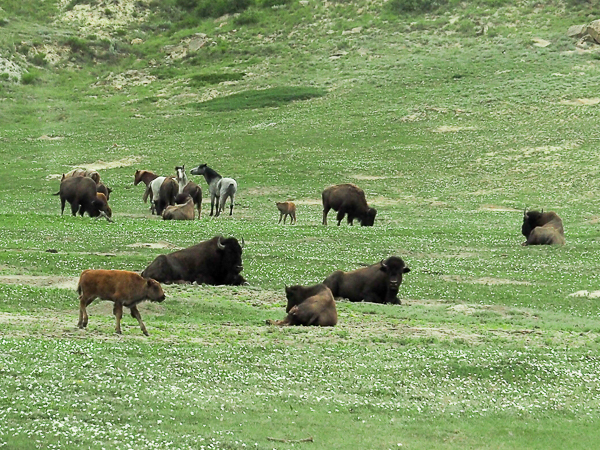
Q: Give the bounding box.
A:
[267,283,337,327]
[276,201,297,224]
[322,183,377,226]
[521,209,565,246]
[77,269,165,336]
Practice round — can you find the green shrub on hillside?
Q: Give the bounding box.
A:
[21,70,40,85]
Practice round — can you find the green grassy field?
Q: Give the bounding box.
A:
[2,0,600,448]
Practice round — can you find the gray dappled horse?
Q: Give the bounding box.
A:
[190,164,237,217]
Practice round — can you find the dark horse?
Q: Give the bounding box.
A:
[190,164,237,217]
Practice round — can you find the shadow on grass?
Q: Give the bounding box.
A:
[189,86,326,111]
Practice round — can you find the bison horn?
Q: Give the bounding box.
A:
[217,236,226,250]
[240,237,245,249]
[380,259,388,269]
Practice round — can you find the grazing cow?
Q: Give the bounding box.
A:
[522,209,565,246]
[276,201,297,224]
[322,183,377,226]
[142,235,247,285]
[77,269,165,336]
[323,256,410,304]
[54,176,112,220]
[190,163,237,217]
[154,176,179,216]
[267,283,337,327]
[162,195,195,220]
[96,181,112,201]
[182,181,202,219]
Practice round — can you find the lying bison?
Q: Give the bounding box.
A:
[162,195,195,220]
[522,209,565,246]
[77,269,165,335]
[141,235,247,285]
[55,176,112,220]
[267,283,337,327]
[322,183,377,226]
[323,256,410,304]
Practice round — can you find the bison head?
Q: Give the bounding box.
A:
[215,236,246,283]
[380,256,410,297]
[521,209,544,238]
[361,207,377,226]
[145,278,166,302]
[284,285,304,313]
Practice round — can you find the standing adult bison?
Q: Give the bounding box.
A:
[521,209,565,246]
[323,256,410,304]
[55,176,112,220]
[141,236,247,285]
[322,183,377,226]
[267,283,337,327]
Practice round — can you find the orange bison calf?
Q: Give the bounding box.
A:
[77,269,165,336]
[276,201,297,224]
[267,283,337,327]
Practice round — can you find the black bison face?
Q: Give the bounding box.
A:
[190,164,207,176]
[361,207,377,226]
[217,236,244,276]
[380,256,410,291]
[521,210,543,238]
[284,285,304,313]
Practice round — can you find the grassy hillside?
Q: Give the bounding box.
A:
[2,1,600,448]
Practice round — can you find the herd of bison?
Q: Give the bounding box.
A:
[55,164,565,335]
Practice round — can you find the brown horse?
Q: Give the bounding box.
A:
[134,170,159,187]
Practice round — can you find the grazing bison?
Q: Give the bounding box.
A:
[322,183,377,226]
[155,176,179,216]
[55,176,112,220]
[323,256,410,304]
[162,195,195,220]
[141,235,247,286]
[182,181,203,219]
[276,201,297,224]
[267,283,337,327]
[77,269,165,335]
[521,209,565,246]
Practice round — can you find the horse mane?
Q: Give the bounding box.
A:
[203,165,222,181]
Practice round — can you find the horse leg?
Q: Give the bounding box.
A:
[229,193,234,216]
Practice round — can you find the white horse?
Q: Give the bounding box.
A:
[175,165,188,194]
[190,163,237,217]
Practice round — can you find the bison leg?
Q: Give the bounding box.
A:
[78,295,95,329]
[283,213,287,224]
[113,302,123,334]
[266,316,293,326]
[278,211,284,224]
[60,198,66,215]
[363,292,385,304]
[130,305,149,336]
[291,211,296,224]
[336,208,347,226]
[322,206,331,225]
[70,201,79,216]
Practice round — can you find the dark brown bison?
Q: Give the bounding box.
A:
[77,269,165,335]
[55,176,112,220]
[141,235,247,285]
[155,176,179,216]
[182,181,203,219]
[322,183,377,226]
[267,283,337,327]
[521,209,565,246]
[323,256,410,304]
[276,201,296,224]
